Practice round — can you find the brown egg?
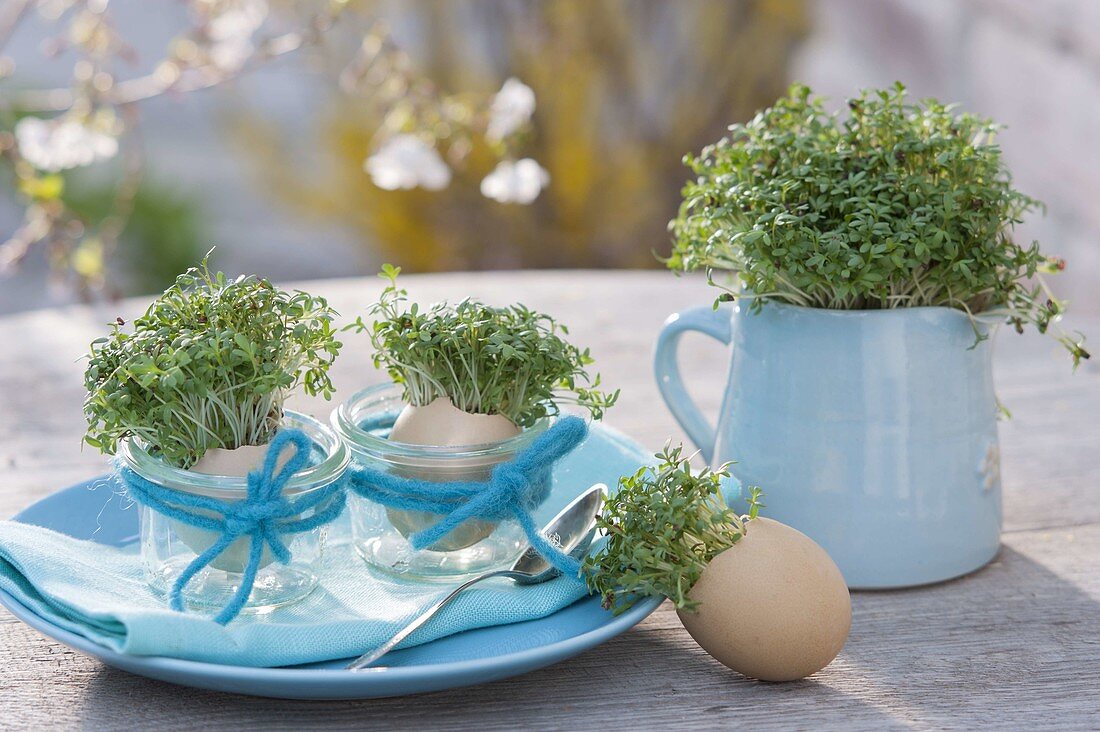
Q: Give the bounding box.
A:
[677,517,851,681]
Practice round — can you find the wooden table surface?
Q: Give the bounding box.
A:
[1,271,1098,731]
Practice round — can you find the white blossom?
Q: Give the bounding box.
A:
[486,77,536,142]
[207,0,267,41]
[15,117,118,172]
[208,37,254,71]
[204,0,268,71]
[364,134,452,191]
[480,158,549,204]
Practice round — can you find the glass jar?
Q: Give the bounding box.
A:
[332,384,549,581]
[118,411,348,615]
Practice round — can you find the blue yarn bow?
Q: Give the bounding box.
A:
[121,429,347,624]
[348,416,589,579]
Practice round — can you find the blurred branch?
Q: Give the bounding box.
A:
[0,0,538,300]
[0,207,49,272]
[0,0,32,54]
[6,7,345,113]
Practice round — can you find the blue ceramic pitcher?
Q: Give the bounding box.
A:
[654,300,1002,588]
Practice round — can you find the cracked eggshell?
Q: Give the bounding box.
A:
[676,517,851,682]
[190,443,290,477]
[387,397,521,551]
[389,397,521,446]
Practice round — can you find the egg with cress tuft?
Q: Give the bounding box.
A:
[584,445,851,682]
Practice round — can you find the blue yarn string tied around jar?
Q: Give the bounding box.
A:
[347,415,589,579]
[120,428,348,625]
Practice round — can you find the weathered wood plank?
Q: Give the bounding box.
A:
[1,272,1097,730]
[1,523,1096,731]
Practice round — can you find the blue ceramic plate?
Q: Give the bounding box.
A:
[1,479,661,700]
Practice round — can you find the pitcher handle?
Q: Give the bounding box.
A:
[653,306,732,464]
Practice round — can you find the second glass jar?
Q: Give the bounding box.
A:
[332,384,550,581]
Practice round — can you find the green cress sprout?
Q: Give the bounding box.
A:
[347,264,619,428]
[584,444,763,614]
[83,257,342,468]
[669,82,1088,366]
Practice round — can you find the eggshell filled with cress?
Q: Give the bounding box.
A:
[338,265,618,575]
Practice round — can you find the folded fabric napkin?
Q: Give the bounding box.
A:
[0,424,648,667]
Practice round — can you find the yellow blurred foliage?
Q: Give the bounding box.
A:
[235,0,806,272]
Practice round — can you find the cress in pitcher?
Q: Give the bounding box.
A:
[656,83,1088,587]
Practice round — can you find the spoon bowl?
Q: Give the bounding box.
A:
[509,484,606,583]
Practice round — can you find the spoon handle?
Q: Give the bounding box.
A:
[346,570,512,670]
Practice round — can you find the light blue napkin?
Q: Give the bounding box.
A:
[0,424,648,667]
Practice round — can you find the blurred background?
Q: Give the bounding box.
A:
[1,0,1096,315]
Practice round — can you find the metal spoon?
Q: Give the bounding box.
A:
[346,483,607,671]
